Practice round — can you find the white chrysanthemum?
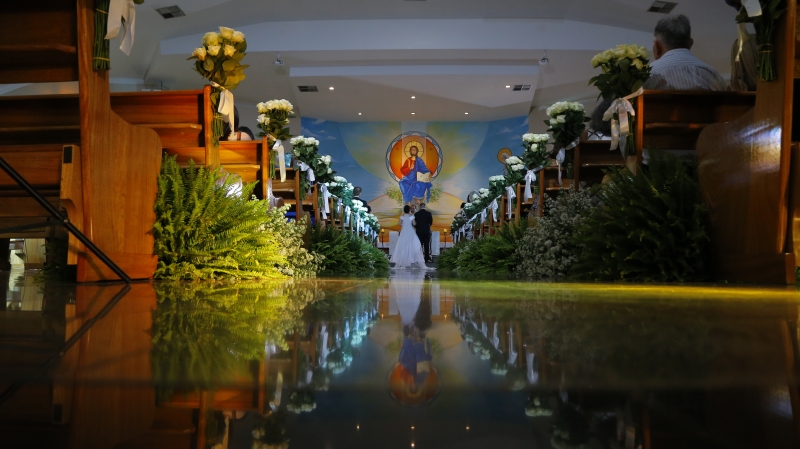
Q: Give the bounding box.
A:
[505,156,523,165]
[489,175,506,182]
[511,164,525,171]
[290,136,305,145]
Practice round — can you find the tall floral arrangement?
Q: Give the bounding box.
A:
[257,100,295,178]
[735,0,786,82]
[545,102,589,179]
[289,136,336,200]
[188,27,248,145]
[589,44,650,157]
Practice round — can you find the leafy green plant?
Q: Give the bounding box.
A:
[516,188,595,279]
[310,225,389,275]
[153,155,318,280]
[735,0,786,82]
[439,220,530,274]
[572,150,710,282]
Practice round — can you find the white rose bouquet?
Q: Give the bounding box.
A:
[257,99,296,177]
[488,174,508,198]
[188,26,249,145]
[504,156,527,186]
[589,44,651,157]
[545,101,589,179]
[289,136,329,199]
[521,134,550,171]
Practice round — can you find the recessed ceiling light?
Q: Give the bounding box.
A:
[358,112,362,115]
[411,112,416,115]
[329,86,334,90]
[465,112,469,115]
[411,96,416,99]
[505,85,511,88]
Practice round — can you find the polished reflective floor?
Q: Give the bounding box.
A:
[2,267,800,449]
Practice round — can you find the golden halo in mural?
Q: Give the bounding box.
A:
[404,141,425,158]
[497,147,512,163]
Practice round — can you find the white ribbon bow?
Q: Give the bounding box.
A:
[273,139,286,182]
[490,198,499,222]
[105,0,137,56]
[319,184,331,219]
[209,82,235,128]
[555,138,580,186]
[505,186,517,219]
[297,162,315,182]
[603,87,643,159]
[345,206,351,226]
[523,170,537,202]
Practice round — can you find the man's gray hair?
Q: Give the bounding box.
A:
[654,14,692,50]
[419,203,426,209]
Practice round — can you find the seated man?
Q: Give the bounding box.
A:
[644,14,727,91]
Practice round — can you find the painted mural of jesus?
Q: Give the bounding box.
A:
[399,144,433,204]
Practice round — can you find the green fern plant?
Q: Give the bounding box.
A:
[437,220,530,273]
[153,155,320,280]
[310,225,388,275]
[572,150,710,282]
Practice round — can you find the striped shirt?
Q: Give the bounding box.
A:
[644,48,727,91]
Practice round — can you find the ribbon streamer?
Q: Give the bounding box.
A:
[505,186,517,219]
[603,88,643,159]
[736,22,750,62]
[297,162,316,182]
[523,170,537,202]
[273,139,286,182]
[105,0,137,55]
[554,138,580,186]
[319,184,331,219]
[742,0,762,17]
[480,208,487,225]
[210,81,236,128]
[490,198,499,222]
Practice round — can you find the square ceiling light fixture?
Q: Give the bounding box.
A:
[155,5,186,18]
[513,85,532,91]
[647,1,677,13]
[298,86,319,92]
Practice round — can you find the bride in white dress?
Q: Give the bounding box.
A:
[391,205,431,269]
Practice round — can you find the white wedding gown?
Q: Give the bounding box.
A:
[391,214,431,269]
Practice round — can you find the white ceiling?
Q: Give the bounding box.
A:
[4,0,743,128]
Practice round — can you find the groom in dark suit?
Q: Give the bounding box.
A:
[414,203,433,263]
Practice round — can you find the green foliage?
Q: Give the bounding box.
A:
[310,225,389,275]
[736,0,786,82]
[438,220,530,273]
[516,189,596,279]
[572,150,710,282]
[153,155,318,280]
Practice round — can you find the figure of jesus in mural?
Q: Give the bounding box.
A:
[399,144,433,204]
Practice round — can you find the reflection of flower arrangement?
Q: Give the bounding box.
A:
[285,389,316,413]
[525,393,554,417]
[188,27,248,145]
[252,412,290,449]
[545,102,589,178]
[551,402,589,449]
[257,99,295,178]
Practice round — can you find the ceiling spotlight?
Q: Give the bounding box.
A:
[411,112,416,115]
[274,52,284,66]
[358,112,362,115]
[540,50,549,66]
[505,85,511,88]
[329,86,335,90]
[464,112,469,115]
[411,96,416,99]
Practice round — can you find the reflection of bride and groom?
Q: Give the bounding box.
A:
[388,271,440,405]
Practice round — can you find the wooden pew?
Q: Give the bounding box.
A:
[695,1,798,284]
[0,0,162,282]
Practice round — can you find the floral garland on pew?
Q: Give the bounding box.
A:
[545,102,589,183]
[257,99,295,180]
[323,176,381,239]
[189,27,249,146]
[520,133,550,202]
